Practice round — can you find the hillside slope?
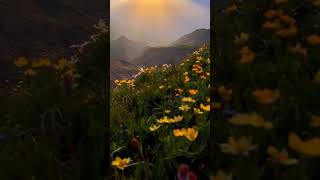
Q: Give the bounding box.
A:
[133,45,199,66]
[110,59,138,82]
[0,0,107,79]
[111,45,210,179]
[170,29,210,47]
[133,29,210,66]
[110,36,147,61]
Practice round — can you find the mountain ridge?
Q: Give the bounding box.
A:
[110,28,210,81]
[132,29,210,66]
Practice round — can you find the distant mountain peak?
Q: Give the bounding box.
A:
[111,36,148,61]
[117,36,129,42]
[170,28,210,47]
[193,28,209,32]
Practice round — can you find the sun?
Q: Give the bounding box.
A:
[128,0,171,21]
[112,0,182,24]
[111,0,210,45]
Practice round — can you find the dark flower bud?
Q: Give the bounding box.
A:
[131,137,139,149]
[188,171,198,180]
[177,164,189,180]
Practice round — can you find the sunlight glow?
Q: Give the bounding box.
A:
[111,0,210,45]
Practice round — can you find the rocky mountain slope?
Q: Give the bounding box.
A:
[110,29,209,81]
[170,29,210,47]
[110,36,147,61]
[133,29,210,66]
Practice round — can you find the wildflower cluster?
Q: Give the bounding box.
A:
[1,18,108,179]
[111,45,210,179]
[213,0,320,178]
[14,57,79,78]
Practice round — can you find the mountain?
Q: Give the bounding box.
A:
[170,29,210,47]
[110,36,148,61]
[0,0,107,79]
[110,59,138,82]
[109,28,209,81]
[134,46,198,66]
[111,31,122,41]
[133,29,210,66]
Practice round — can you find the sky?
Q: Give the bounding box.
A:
[110,0,210,46]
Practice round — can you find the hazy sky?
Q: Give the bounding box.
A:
[111,0,210,46]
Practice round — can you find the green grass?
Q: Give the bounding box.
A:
[110,45,210,179]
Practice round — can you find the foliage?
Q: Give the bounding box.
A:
[0,24,107,180]
[212,0,320,179]
[110,45,211,179]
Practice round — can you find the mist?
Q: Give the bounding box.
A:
[110,0,210,46]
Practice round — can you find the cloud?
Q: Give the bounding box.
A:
[111,0,210,45]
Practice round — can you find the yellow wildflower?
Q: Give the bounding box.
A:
[194,108,204,114]
[149,124,161,132]
[196,70,203,74]
[32,58,51,68]
[310,115,320,127]
[306,34,320,45]
[157,116,171,123]
[206,97,210,102]
[267,146,298,165]
[176,88,183,94]
[252,89,280,104]
[200,103,210,111]
[24,68,36,76]
[174,127,198,141]
[165,110,171,114]
[219,136,257,155]
[181,97,196,103]
[184,76,190,82]
[189,89,198,95]
[179,105,191,111]
[289,133,320,156]
[112,157,131,170]
[239,46,255,64]
[14,57,28,67]
[228,113,273,129]
[193,64,202,69]
[172,115,183,123]
[158,116,183,124]
[173,128,186,137]
[184,128,198,141]
[53,58,68,70]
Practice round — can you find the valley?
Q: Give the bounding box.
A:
[110,28,210,81]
